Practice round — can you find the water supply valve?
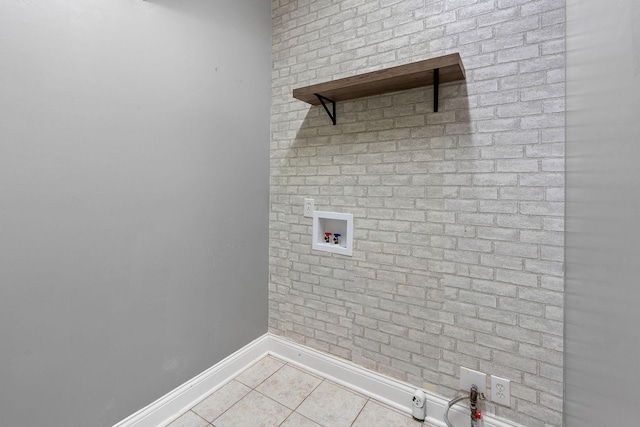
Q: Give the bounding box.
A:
[474,410,484,427]
[469,385,485,427]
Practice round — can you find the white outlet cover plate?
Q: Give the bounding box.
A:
[490,375,510,407]
[304,198,314,218]
[460,367,487,395]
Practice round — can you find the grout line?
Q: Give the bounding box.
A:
[286,366,326,425]
[199,381,251,426]
[173,354,428,427]
[348,396,370,427]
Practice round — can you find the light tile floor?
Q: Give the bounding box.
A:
[165,355,430,427]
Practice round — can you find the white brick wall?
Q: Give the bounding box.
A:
[270,1,564,426]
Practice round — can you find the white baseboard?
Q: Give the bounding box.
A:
[267,334,520,427]
[113,333,522,427]
[112,334,270,427]
[267,334,417,415]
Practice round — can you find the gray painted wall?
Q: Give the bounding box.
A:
[565,1,640,425]
[0,1,271,426]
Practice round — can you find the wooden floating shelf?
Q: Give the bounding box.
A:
[292,53,465,125]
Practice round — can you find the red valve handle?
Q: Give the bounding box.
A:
[476,410,482,419]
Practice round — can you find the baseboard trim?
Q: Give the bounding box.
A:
[112,334,270,427]
[113,333,521,427]
[267,334,416,415]
[267,334,519,427]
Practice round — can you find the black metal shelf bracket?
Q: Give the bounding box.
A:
[314,70,439,124]
[433,68,440,113]
[315,93,336,125]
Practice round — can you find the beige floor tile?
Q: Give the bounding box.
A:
[234,356,284,388]
[280,411,323,427]
[166,410,209,427]
[295,381,367,427]
[255,364,322,410]
[212,390,291,427]
[351,400,422,427]
[192,380,251,422]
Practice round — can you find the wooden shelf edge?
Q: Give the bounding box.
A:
[292,53,466,106]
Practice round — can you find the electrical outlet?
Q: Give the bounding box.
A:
[303,198,314,217]
[490,375,510,407]
[460,367,486,395]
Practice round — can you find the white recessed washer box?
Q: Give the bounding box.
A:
[312,211,353,256]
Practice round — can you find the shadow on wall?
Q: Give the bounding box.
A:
[271,79,473,397]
